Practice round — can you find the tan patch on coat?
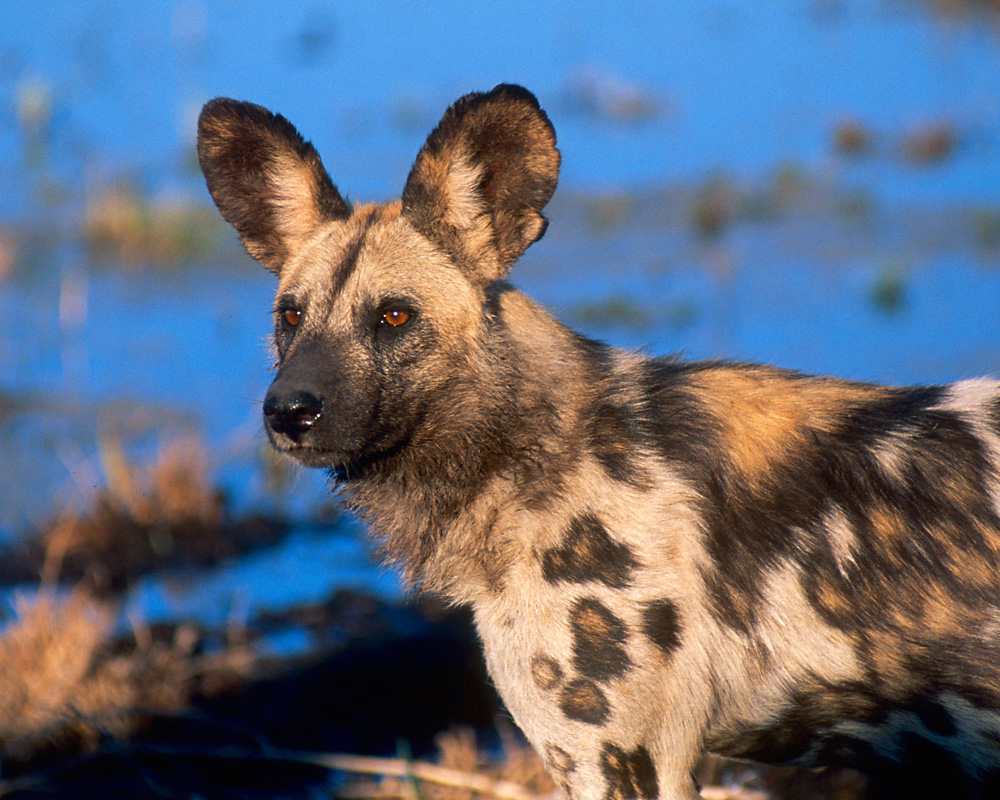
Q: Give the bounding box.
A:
[545,742,577,799]
[863,628,918,700]
[918,583,968,639]
[809,578,856,626]
[689,367,886,488]
[868,503,908,547]
[824,507,859,578]
[441,155,485,229]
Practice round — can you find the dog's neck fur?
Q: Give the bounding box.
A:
[339,284,593,602]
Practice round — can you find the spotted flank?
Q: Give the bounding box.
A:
[200,84,1000,799]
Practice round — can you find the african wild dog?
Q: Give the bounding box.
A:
[198,85,1000,799]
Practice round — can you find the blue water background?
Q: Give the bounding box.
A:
[2,0,1000,626]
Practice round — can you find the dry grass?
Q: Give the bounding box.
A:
[40,434,224,587]
[0,588,250,764]
[97,432,221,533]
[2,432,289,591]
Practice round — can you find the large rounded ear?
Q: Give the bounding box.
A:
[197,99,350,274]
[401,84,560,284]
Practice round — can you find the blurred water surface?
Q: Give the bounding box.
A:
[2,0,1000,622]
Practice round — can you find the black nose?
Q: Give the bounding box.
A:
[263,389,323,439]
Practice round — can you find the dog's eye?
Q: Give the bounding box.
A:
[283,308,302,327]
[382,309,411,327]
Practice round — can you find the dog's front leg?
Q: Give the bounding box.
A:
[475,603,706,800]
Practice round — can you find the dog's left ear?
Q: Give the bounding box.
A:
[401,84,560,284]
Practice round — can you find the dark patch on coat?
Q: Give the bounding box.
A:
[912,698,957,738]
[797,403,1000,697]
[559,678,611,725]
[642,599,683,659]
[707,681,890,766]
[575,333,648,486]
[628,747,659,799]
[530,653,564,692]
[542,514,638,588]
[600,743,659,800]
[329,209,381,299]
[800,393,1000,632]
[584,380,648,485]
[569,598,631,683]
[989,396,1000,437]
[483,280,517,325]
[709,679,1000,788]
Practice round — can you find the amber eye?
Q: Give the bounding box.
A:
[382,309,411,327]
[283,308,302,327]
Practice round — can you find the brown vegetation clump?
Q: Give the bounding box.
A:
[0,229,16,281]
[903,121,956,164]
[832,118,874,156]
[40,435,225,588]
[692,176,738,238]
[82,182,223,266]
[1,433,289,591]
[0,589,192,763]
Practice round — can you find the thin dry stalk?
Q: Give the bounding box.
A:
[320,753,547,800]
[700,787,771,800]
[321,728,554,800]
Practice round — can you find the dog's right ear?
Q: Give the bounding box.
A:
[197,99,350,274]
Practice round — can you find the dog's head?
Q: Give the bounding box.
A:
[197,85,559,477]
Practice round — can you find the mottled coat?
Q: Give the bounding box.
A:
[198,85,1000,800]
